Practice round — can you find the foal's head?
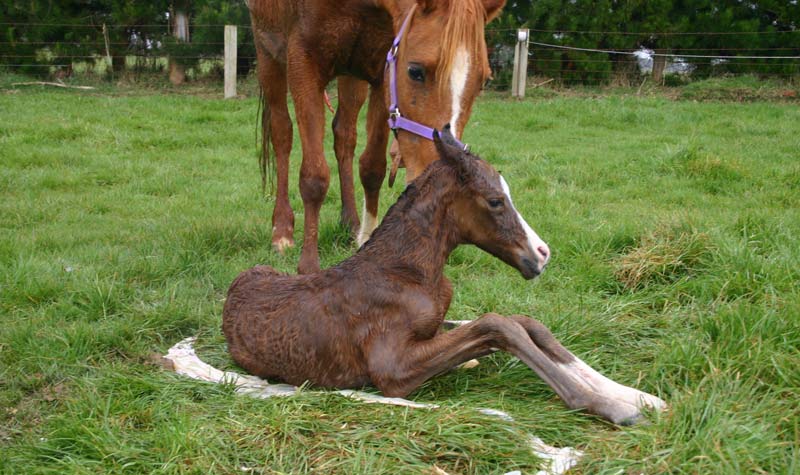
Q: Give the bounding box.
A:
[435,126,550,279]
[389,0,505,179]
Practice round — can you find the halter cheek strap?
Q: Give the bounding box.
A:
[386,7,469,151]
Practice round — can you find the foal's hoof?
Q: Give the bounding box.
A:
[594,390,667,426]
[272,237,295,254]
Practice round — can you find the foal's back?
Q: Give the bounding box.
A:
[222,264,377,388]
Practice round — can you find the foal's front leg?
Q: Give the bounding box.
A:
[368,313,665,425]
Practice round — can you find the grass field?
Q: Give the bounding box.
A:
[1,78,799,474]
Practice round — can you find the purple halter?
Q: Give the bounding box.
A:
[386,8,469,151]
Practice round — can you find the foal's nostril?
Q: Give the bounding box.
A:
[537,245,550,262]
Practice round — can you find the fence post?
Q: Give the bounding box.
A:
[511,29,529,98]
[224,25,238,99]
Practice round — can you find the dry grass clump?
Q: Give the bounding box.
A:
[614,225,713,291]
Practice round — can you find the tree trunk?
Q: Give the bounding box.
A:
[169,4,190,85]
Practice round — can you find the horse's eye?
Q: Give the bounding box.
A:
[407,64,425,82]
[488,198,504,209]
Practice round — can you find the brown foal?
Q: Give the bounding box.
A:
[223,127,666,425]
[249,0,505,273]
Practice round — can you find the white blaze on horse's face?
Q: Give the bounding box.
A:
[499,176,551,272]
[449,47,470,137]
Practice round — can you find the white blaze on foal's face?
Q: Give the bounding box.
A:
[499,176,551,268]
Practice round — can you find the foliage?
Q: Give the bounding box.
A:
[0,0,254,78]
[493,1,800,84]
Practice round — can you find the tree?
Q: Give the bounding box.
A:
[0,0,109,77]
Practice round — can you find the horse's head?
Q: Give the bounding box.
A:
[434,125,550,279]
[387,0,505,179]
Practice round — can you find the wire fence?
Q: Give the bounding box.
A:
[485,28,800,89]
[2,22,799,88]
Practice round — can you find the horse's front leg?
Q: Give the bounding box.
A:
[288,47,330,274]
[356,85,390,246]
[332,76,368,237]
[368,313,665,425]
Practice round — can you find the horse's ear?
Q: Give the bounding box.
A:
[481,0,506,22]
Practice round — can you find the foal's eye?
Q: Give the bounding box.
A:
[407,64,425,82]
[488,198,504,209]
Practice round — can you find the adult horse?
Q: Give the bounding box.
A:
[223,127,667,425]
[249,0,505,273]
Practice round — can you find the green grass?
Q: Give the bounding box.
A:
[1,80,799,474]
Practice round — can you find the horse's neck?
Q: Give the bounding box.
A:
[357,168,460,284]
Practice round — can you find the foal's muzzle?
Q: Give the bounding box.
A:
[518,243,550,280]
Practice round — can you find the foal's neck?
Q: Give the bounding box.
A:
[357,165,461,284]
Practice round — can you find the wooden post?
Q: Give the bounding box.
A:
[224,25,238,99]
[511,29,529,98]
[652,49,667,85]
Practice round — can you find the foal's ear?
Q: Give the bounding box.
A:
[432,127,459,162]
[433,126,468,179]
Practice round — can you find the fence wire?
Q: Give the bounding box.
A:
[1,23,798,88]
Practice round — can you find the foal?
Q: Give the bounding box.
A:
[223,127,665,425]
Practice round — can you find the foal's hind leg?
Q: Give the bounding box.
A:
[357,85,390,245]
[332,77,368,236]
[368,313,665,425]
[257,49,295,253]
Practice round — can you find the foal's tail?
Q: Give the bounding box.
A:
[257,87,274,195]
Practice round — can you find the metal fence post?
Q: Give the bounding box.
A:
[511,29,529,98]
[224,25,237,98]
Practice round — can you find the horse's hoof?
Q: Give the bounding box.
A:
[272,237,294,254]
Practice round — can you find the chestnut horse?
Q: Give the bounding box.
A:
[223,127,666,425]
[249,0,505,273]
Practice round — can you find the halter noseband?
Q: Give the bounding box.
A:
[386,7,469,151]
